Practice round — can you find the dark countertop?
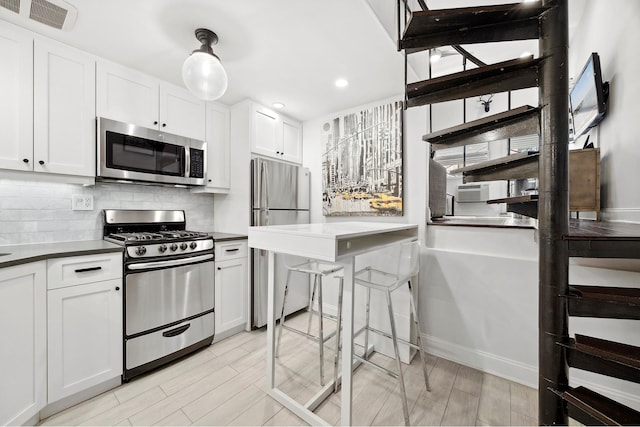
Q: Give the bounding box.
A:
[429,216,537,229]
[207,232,248,242]
[0,240,123,269]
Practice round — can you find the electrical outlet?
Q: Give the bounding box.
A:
[72,195,94,211]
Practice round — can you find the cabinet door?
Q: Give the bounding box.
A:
[47,279,123,403]
[0,21,33,172]
[204,102,230,190]
[215,256,248,337]
[0,262,46,426]
[96,61,159,129]
[159,83,206,140]
[251,104,280,158]
[281,116,302,164]
[34,39,96,177]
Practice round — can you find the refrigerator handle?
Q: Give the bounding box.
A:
[259,162,268,256]
[262,162,270,226]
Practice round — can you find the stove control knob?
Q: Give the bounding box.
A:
[158,244,168,253]
[170,243,178,251]
[180,242,188,250]
[135,246,147,256]
[190,242,197,249]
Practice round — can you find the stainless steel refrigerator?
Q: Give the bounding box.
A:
[251,157,310,328]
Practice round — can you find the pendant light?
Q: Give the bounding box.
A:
[182,28,228,101]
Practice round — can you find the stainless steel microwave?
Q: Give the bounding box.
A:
[97,117,206,186]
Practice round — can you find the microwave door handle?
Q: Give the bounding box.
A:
[185,146,191,178]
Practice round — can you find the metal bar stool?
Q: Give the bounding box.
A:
[353,241,431,426]
[276,260,344,388]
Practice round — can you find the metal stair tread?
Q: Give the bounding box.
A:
[567,285,640,320]
[449,150,538,175]
[424,105,540,150]
[558,386,640,426]
[401,2,549,53]
[406,56,542,107]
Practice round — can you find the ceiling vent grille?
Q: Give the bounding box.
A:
[30,0,67,29]
[0,0,20,14]
[0,0,77,30]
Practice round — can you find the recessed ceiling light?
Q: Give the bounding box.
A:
[335,78,349,88]
[273,102,285,109]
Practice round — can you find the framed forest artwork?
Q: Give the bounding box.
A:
[321,100,403,216]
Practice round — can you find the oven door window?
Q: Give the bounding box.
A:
[106,131,185,177]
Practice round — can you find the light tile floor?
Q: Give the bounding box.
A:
[40,313,538,426]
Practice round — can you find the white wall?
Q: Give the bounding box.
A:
[568,0,640,221]
[0,179,215,245]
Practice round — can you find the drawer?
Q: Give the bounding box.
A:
[126,311,214,370]
[47,252,122,290]
[215,241,247,261]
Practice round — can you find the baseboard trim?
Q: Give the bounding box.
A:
[424,334,640,410]
[423,333,538,388]
[601,208,640,223]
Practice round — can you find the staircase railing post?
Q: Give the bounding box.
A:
[538,0,570,424]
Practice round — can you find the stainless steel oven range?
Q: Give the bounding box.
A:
[103,209,214,381]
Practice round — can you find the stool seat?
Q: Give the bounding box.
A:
[288,261,344,276]
[276,260,344,390]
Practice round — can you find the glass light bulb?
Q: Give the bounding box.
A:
[182,51,228,101]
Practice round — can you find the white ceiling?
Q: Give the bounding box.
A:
[0,0,406,121]
[0,0,585,122]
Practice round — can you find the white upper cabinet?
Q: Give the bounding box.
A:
[0,21,95,179]
[97,61,205,141]
[160,83,206,140]
[249,102,302,164]
[0,21,33,172]
[34,39,96,177]
[193,102,230,193]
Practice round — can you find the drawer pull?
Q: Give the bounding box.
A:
[225,248,240,253]
[74,266,102,273]
[162,324,191,337]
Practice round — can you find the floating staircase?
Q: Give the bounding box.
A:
[397,0,636,424]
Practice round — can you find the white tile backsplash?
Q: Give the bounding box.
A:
[0,179,215,246]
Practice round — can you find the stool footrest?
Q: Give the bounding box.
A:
[281,324,337,343]
[355,325,421,351]
[354,354,400,380]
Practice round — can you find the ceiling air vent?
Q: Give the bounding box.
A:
[0,0,20,14]
[0,0,77,30]
[29,0,75,30]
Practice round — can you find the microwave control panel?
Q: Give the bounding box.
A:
[190,148,205,178]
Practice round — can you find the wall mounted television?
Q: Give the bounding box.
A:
[570,52,609,140]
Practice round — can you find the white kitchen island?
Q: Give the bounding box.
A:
[248,222,418,426]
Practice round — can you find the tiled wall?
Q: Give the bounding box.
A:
[0,179,215,245]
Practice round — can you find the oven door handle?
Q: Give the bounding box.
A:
[127,254,213,271]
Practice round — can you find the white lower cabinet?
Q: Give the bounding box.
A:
[214,241,248,340]
[47,278,123,403]
[0,261,47,426]
[46,253,123,406]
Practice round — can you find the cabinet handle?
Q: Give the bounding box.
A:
[281,152,285,156]
[162,324,190,337]
[162,123,167,127]
[38,160,45,165]
[217,267,222,270]
[115,286,120,291]
[23,158,29,163]
[154,121,158,125]
[225,248,240,253]
[75,266,102,273]
[276,151,280,154]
